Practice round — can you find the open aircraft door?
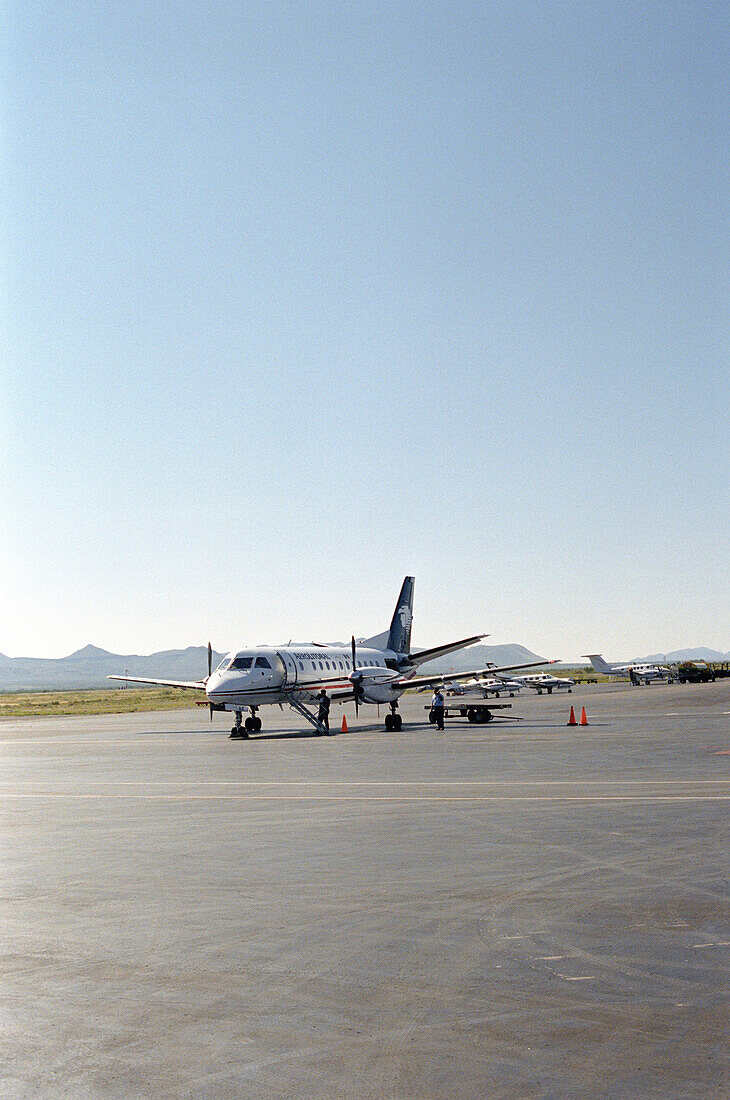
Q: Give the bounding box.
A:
[277,651,298,687]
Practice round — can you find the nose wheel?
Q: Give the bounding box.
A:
[384,703,402,732]
[230,708,262,739]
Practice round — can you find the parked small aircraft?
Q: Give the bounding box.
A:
[445,675,523,698]
[110,577,555,737]
[504,671,575,694]
[582,654,676,684]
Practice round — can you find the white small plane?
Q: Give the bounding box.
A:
[110,577,555,738]
[502,671,575,695]
[445,675,523,698]
[582,654,676,684]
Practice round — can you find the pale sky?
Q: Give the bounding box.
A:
[2,1,728,661]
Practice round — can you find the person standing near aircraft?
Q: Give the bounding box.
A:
[317,689,331,733]
[431,686,445,730]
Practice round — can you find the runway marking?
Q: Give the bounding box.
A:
[692,942,730,948]
[2,793,730,803]
[2,779,729,788]
[535,955,568,960]
[556,974,594,981]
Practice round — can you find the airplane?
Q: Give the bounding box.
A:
[444,675,523,698]
[582,654,677,685]
[501,671,575,695]
[109,577,556,738]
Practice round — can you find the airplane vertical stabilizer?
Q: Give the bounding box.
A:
[387,576,415,655]
[583,653,613,674]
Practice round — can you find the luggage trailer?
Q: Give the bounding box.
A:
[426,694,522,725]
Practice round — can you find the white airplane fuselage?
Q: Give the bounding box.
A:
[207,644,406,710]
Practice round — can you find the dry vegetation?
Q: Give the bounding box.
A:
[0,687,202,719]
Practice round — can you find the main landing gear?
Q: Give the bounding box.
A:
[230,707,262,739]
[384,702,403,732]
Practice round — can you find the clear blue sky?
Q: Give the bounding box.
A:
[2,1,728,660]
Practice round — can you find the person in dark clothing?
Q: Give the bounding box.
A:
[431,686,445,730]
[317,689,331,732]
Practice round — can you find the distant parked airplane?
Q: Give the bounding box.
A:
[582,654,676,684]
[502,671,575,694]
[445,675,523,698]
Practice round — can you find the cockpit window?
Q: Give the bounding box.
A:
[216,657,232,671]
[230,656,253,671]
[255,656,271,669]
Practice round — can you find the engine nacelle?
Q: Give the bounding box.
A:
[353,667,401,704]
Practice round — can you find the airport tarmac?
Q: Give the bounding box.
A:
[1,680,729,1098]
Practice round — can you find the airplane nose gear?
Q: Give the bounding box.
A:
[384,701,402,732]
[229,710,247,739]
[230,707,262,739]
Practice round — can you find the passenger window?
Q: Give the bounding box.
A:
[255,657,271,669]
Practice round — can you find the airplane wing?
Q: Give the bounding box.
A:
[392,659,557,693]
[107,675,207,690]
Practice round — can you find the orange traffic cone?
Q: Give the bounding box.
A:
[341,714,348,733]
[580,706,588,726]
[567,706,577,726]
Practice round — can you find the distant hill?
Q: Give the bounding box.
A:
[0,646,224,691]
[1,641,725,692]
[417,643,547,675]
[635,648,730,664]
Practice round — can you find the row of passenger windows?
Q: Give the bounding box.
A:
[219,653,386,674]
[295,655,385,673]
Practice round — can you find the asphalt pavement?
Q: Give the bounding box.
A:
[1,679,728,1098]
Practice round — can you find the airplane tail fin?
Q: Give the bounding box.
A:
[387,576,414,655]
[582,653,611,674]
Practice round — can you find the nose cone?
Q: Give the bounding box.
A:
[206,670,224,698]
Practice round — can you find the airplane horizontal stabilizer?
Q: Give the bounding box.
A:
[407,635,486,668]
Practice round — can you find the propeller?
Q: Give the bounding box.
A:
[350,635,364,716]
[207,641,214,721]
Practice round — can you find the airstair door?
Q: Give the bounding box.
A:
[278,651,298,687]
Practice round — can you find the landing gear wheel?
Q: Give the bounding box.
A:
[393,714,402,731]
[384,713,394,731]
[245,716,254,732]
[252,716,262,732]
[229,727,240,739]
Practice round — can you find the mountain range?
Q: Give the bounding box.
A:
[0,642,548,692]
[0,643,726,692]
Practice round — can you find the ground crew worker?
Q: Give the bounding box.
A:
[431,685,445,730]
[317,689,331,732]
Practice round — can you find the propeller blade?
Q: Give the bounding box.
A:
[351,636,361,715]
[207,643,213,720]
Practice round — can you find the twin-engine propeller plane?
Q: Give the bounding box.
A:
[109,577,555,738]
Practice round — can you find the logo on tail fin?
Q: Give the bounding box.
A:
[387,576,414,655]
